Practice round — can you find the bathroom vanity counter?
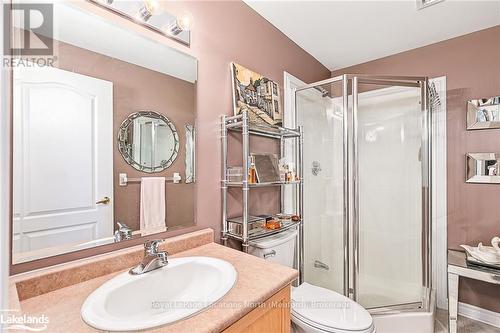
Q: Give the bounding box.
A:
[10,229,298,332]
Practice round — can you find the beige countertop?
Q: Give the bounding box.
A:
[14,242,298,333]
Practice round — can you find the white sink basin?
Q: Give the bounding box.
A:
[81,256,237,331]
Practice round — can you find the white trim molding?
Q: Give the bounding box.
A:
[430,76,448,311]
[283,71,305,128]
[0,0,11,331]
[459,302,500,328]
[283,72,305,214]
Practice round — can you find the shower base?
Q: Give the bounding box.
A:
[372,291,436,333]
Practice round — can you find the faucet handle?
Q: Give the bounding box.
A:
[144,239,165,253]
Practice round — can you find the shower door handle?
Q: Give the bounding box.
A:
[314,260,329,270]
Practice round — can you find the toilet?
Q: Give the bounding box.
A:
[248,229,375,333]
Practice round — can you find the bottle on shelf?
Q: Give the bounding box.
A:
[279,158,287,182]
[248,155,257,184]
[287,162,295,182]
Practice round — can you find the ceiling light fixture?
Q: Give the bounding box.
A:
[89,0,191,45]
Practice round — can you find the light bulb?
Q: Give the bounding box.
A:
[165,12,194,36]
[177,12,194,31]
[138,0,163,22]
[144,0,162,15]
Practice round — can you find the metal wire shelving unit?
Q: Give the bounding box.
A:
[221,110,304,255]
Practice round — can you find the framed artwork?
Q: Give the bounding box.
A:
[230,62,282,126]
[466,153,500,184]
[467,96,500,130]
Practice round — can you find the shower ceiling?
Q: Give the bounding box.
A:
[243,0,500,70]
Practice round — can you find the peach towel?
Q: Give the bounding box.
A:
[140,177,166,233]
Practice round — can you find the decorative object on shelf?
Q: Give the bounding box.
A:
[265,219,281,230]
[467,96,500,130]
[89,0,192,46]
[493,236,500,254]
[118,111,179,173]
[284,162,296,182]
[251,153,280,183]
[226,214,300,239]
[227,166,244,182]
[248,155,257,184]
[227,216,266,237]
[230,63,282,126]
[276,213,301,222]
[465,152,500,183]
[461,236,500,266]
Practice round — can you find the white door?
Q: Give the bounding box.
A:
[13,66,113,259]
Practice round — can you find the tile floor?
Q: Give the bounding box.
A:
[435,309,500,333]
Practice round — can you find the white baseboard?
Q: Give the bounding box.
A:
[459,302,500,328]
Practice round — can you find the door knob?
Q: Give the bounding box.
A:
[96,197,111,205]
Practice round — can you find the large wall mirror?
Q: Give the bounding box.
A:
[9,0,197,265]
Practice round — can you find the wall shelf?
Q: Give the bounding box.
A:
[225,180,301,188]
[220,110,304,254]
[226,121,301,139]
[226,220,302,242]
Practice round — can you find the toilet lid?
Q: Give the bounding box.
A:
[291,283,373,333]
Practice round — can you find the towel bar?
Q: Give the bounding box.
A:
[119,173,182,186]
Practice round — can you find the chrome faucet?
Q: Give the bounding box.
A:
[129,239,168,275]
[114,222,132,242]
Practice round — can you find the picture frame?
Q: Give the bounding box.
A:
[466,153,500,184]
[231,62,283,126]
[466,96,500,130]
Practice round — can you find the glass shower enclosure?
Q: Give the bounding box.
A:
[294,75,432,313]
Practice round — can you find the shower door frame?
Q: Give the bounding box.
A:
[295,74,432,314]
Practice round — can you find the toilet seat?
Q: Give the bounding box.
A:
[291,283,375,333]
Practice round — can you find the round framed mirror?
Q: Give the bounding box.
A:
[118,111,179,173]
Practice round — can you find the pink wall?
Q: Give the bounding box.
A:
[183,2,330,230]
[10,1,330,274]
[332,25,500,313]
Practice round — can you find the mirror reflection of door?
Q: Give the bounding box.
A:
[13,66,114,263]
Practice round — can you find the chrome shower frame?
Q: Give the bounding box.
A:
[294,74,432,314]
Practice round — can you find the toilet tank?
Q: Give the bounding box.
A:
[248,229,297,268]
